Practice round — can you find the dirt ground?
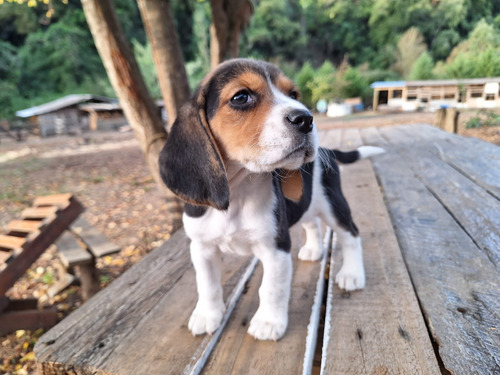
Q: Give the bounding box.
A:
[0,111,498,374]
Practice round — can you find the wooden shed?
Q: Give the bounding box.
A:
[16,94,118,137]
[371,77,500,111]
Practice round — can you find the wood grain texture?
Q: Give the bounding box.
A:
[202,227,324,375]
[0,197,84,297]
[55,231,92,267]
[6,220,43,233]
[321,129,440,375]
[35,229,253,375]
[367,125,500,375]
[21,206,58,219]
[70,217,120,257]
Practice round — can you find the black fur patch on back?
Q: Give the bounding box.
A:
[320,148,359,236]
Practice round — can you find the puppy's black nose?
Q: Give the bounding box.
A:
[286,109,314,134]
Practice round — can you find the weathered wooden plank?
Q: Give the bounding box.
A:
[341,127,363,149]
[0,234,26,250]
[55,231,93,267]
[35,229,254,375]
[33,193,72,208]
[0,197,84,297]
[21,206,58,220]
[0,251,12,266]
[396,124,500,199]
[319,129,342,149]
[71,217,120,257]
[321,144,440,374]
[6,220,43,234]
[0,307,58,336]
[359,126,386,146]
[202,228,327,375]
[370,127,500,374]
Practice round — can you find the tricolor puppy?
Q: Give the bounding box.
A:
[159,58,383,341]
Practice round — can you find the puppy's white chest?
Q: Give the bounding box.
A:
[183,174,276,255]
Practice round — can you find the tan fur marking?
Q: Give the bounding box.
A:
[210,71,274,164]
[280,169,303,202]
[275,74,300,100]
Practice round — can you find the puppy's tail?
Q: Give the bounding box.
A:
[332,146,385,164]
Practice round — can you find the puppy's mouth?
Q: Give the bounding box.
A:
[275,142,316,168]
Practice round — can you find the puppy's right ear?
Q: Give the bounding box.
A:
[159,100,229,210]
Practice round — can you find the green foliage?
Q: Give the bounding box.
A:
[439,19,500,78]
[466,110,500,128]
[295,62,315,109]
[409,51,434,80]
[0,2,38,46]
[1,0,500,121]
[431,30,461,61]
[309,61,336,104]
[17,18,106,97]
[393,27,427,79]
[133,40,161,99]
[248,0,306,60]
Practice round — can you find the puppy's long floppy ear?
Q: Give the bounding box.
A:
[279,169,303,202]
[159,97,229,210]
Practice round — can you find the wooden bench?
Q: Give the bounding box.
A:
[34,124,499,375]
[0,194,84,335]
[53,217,121,301]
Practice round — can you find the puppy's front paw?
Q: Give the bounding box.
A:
[298,245,323,262]
[335,265,365,291]
[188,302,225,336]
[248,309,288,341]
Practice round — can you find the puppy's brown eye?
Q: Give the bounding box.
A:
[231,90,251,105]
[289,91,299,100]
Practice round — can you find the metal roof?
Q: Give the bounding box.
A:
[370,81,406,89]
[16,94,118,118]
[371,77,500,89]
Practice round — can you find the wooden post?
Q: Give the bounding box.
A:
[434,108,446,130]
[373,89,379,111]
[445,108,459,133]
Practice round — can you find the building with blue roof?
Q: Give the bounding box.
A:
[370,78,500,111]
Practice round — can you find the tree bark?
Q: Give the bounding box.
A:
[209,0,253,68]
[81,0,183,230]
[136,0,190,128]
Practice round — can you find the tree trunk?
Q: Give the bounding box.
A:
[209,0,253,68]
[136,0,190,129]
[81,0,183,231]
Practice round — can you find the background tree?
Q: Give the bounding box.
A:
[80,0,183,229]
[409,52,435,80]
[209,0,253,68]
[136,0,190,128]
[392,27,427,79]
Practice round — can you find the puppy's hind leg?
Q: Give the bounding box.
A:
[322,204,365,291]
[188,241,225,336]
[332,225,365,291]
[298,217,324,261]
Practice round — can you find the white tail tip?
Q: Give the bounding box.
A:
[358,146,385,159]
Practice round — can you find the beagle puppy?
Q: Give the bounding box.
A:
[159,58,383,341]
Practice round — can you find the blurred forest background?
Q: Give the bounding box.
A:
[1,0,500,119]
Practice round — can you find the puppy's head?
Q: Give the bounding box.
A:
[159,59,317,210]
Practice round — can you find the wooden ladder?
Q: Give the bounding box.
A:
[0,194,84,335]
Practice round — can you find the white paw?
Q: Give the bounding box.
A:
[248,310,288,341]
[335,265,365,291]
[298,245,323,262]
[188,302,225,336]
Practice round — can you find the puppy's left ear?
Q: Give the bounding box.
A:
[279,169,303,202]
[159,97,229,210]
